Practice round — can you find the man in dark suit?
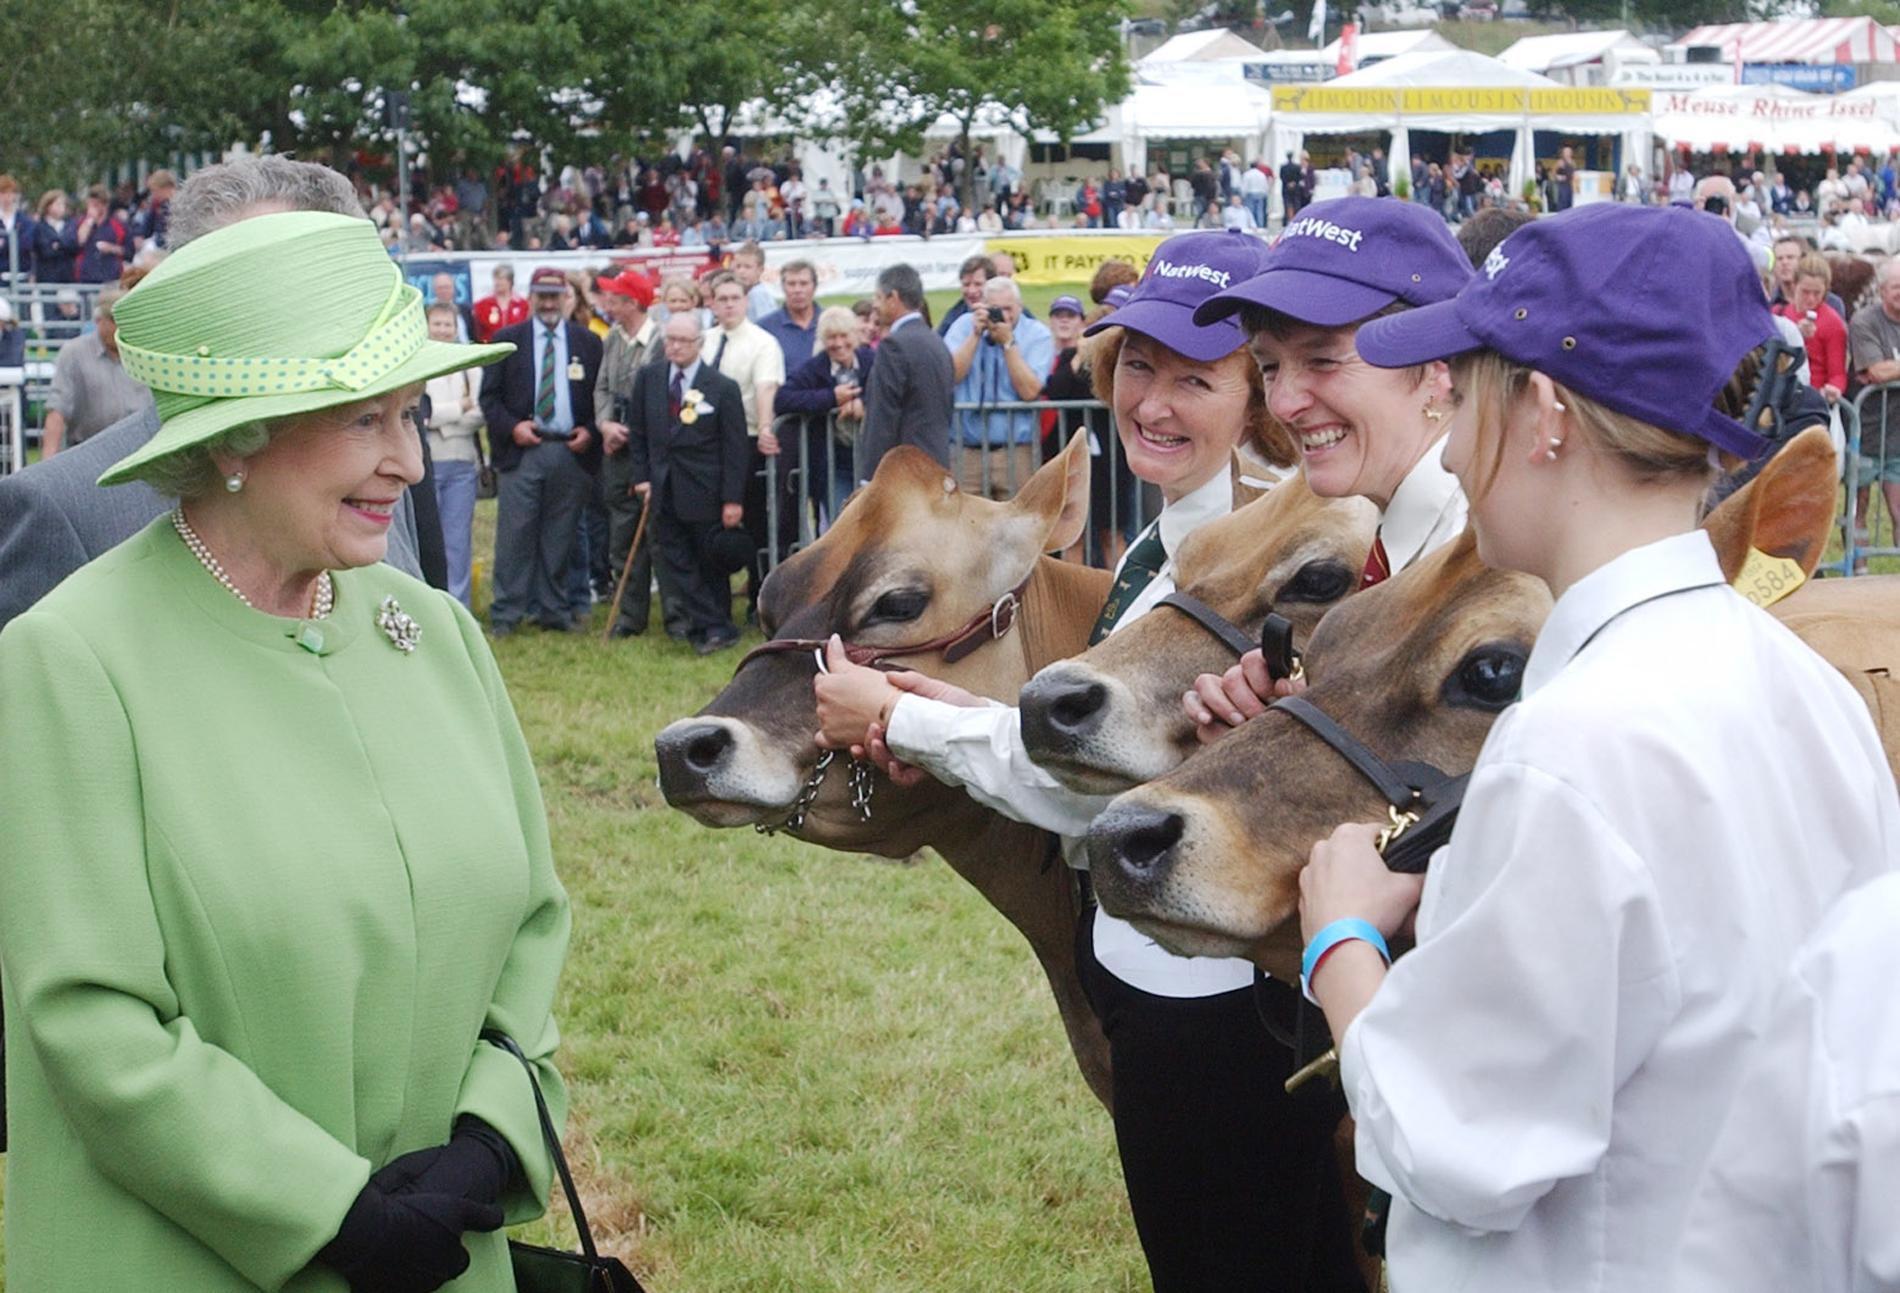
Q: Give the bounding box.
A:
[856,262,953,482]
[629,312,749,654]
[0,157,428,638]
[480,265,605,635]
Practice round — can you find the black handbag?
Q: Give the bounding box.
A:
[480,1031,648,1293]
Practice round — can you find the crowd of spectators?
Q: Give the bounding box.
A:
[11,144,1900,619]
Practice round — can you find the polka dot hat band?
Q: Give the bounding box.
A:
[98,210,514,488]
[117,276,429,400]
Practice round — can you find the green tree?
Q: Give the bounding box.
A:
[824,0,1133,211]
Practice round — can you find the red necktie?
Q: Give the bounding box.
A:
[1361,532,1390,588]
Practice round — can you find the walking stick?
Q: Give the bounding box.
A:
[601,493,653,643]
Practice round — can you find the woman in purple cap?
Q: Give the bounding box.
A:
[1181,197,1473,736]
[1294,203,1900,1290]
[811,231,1370,1293]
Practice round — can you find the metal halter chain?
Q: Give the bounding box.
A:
[755,748,876,836]
[173,508,333,619]
[755,644,886,837]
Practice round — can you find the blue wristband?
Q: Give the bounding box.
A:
[1301,918,1391,1005]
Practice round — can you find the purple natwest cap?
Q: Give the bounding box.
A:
[1194,197,1470,328]
[1084,229,1271,362]
[1357,204,1777,459]
[1049,294,1086,316]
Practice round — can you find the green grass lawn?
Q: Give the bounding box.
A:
[0,496,1141,1291]
[463,502,1146,1289]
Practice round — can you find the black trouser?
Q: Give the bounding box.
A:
[652,504,735,642]
[492,441,592,630]
[601,449,682,634]
[1077,905,1366,1293]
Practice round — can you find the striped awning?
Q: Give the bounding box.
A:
[1673,17,1900,65]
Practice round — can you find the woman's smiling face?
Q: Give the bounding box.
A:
[1251,319,1445,508]
[1111,332,1253,502]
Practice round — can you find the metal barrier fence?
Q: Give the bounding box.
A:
[0,281,105,469]
[756,398,1157,573]
[1844,382,1900,575]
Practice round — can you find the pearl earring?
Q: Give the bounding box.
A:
[1545,437,1563,462]
[224,473,244,493]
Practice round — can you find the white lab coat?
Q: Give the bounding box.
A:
[1675,870,1900,1293]
[1341,530,1900,1292]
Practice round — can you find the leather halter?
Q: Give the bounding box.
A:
[1151,592,1304,684]
[1270,695,1468,876]
[732,576,1032,677]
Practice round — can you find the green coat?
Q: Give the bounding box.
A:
[0,517,571,1291]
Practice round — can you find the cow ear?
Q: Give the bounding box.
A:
[1230,453,1271,508]
[1011,431,1093,554]
[1702,426,1839,581]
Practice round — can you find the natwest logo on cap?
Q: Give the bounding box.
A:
[1277,215,1366,252]
[1482,245,1510,281]
[1148,258,1233,290]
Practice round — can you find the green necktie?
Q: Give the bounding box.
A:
[1089,525,1168,644]
[534,326,558,423]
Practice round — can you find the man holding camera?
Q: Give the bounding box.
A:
[942,276,1053,500]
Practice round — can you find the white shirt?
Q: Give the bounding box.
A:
[885,469,1253,997]
[1241,166,1270,198]
[1675,871,1900,1293]
[704,318,785,436]
[1377,435,1467,574]
[1222,204,1257,232]
[1341,531,1900,1293]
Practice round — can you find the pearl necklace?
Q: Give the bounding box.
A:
[172,508,333,620]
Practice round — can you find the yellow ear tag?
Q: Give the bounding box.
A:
[1732,547,1806,609]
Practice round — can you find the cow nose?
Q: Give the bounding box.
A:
[1020,670,1109,754]
[1086,802,1185,881]
[655,721,735,797]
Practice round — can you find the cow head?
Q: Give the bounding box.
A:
[656,437,1100,855]
[1019,474,1377,794]
[1083,427,1841,979]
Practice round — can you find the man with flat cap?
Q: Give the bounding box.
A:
[480,265,604,636]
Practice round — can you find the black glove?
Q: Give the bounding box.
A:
[317,1177,504,1293]
[371,1117,519,1207]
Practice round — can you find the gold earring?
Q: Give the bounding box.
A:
[1423,403,1447,424]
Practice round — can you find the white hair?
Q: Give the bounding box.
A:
[982,276,1023,306]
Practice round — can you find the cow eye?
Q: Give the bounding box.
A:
[1276,559,1355,604]
[865,588,929,626]
[1444,645,1527,711]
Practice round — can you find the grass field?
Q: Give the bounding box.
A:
[456,501,1148,1289]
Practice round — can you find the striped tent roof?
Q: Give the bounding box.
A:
[1672,17,1900,65]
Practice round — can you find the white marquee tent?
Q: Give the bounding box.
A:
[1268,50,1649,195]
[1497,30,1659,86]
[1650,82,1900,157]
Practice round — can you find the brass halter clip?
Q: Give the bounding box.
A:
[1285,807,1419,1096]
[1374,803,1419,856]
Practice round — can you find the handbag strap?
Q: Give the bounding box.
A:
[479,1029,601,1261]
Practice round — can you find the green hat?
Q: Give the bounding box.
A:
[100,210,514,486]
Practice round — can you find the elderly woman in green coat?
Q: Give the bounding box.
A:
[0,212,571,1291]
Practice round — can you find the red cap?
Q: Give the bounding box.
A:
[529,266,568,294]
[596,269,654,308]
